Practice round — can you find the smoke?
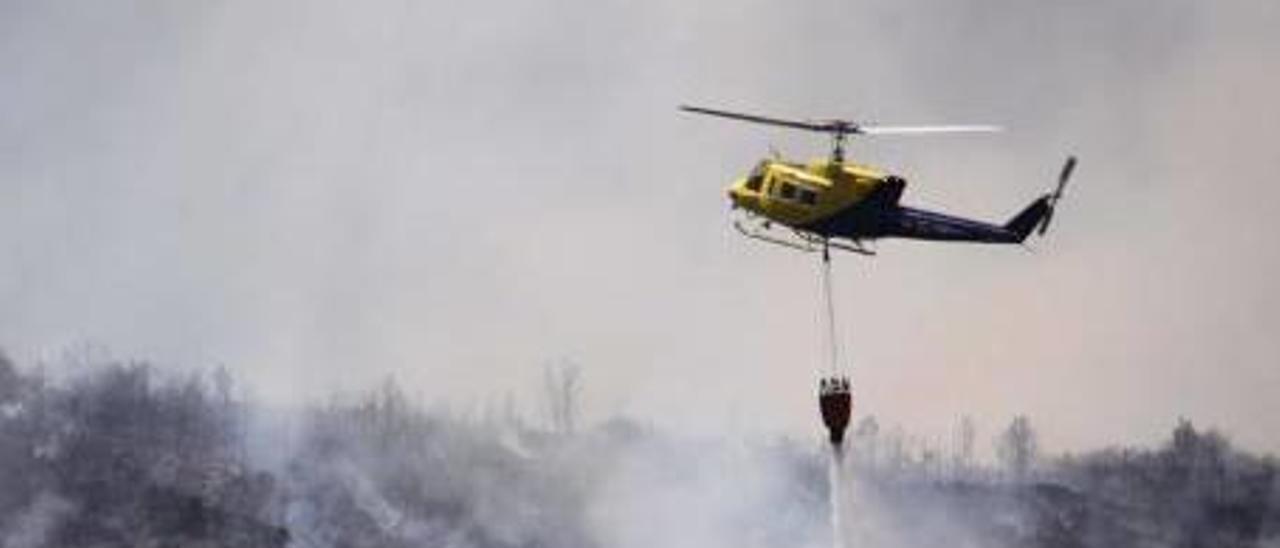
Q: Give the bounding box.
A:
[3,0,1278,456]
[0,353,830,547]
[3,1,1278,545]
[2,493,73,548]
[587,432,823,548]
[1,353,1276,547]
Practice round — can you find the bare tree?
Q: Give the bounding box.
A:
[542,359,582,435]
[996,415,1037,481]
[884,425,908,476]
[0,350,18,404]
[952,415,977,478]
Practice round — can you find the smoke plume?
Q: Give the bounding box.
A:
[1,353,1276,547]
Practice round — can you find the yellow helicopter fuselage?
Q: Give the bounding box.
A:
[727,159,889,228]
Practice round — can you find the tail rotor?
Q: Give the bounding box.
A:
[1038,156,1077,236]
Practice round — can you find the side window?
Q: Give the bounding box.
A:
[779,182,797,200]
[798,188,818,206]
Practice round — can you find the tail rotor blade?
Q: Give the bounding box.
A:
[1039,156,1077,236]
[1053,156,1077,202]
[1038,208,1054,236]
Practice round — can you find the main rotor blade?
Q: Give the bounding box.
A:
[859,125,1002,135]
[679,105,832,132]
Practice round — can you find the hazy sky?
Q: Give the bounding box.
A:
[4,0,1279,454]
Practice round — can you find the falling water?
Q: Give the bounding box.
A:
[829,447,846,548]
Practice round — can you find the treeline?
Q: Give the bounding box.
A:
[1,352,1278,547]
[0,355,284,547]
[840,413,1280,547]
[0,353,607,547]
[0,354,821,548]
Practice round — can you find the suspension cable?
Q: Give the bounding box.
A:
[819,241,842,375]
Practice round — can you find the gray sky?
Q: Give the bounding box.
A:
[4,0,1279,454]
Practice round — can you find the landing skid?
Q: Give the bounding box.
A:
[732,219,875,256]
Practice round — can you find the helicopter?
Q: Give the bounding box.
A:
[681,105,1077,256]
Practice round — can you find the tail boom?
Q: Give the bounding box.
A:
[1004,196,1053,243]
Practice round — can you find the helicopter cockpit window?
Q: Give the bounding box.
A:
[798,188,818,205]
[745,162,766,193]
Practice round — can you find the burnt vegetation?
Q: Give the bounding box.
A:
[0,351,1277,547]
[842,413,1280,547]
